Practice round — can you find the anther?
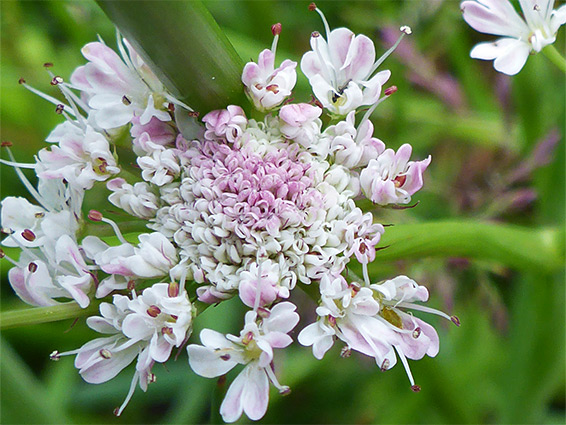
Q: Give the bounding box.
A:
[1,141,13,147]
[49,350,60,361]
[113,407,121,417]
[328,316,337,327]
[308,2,317,11]
[220,354,231,361]
[2,228,14,235]
[533,4,540,11]
[88,210,103,222]
[0,248,4,258]
[257,307,270,319]
[412,327,421,339]
[147,305,161,317]
[34,212,45,218]
[168,281,179,298]
[340,346,351,358]
[162,327,173,336]
[167,102,175,112]
[187,111,200,118]
[266,84,280,94]
[242,331,254,345]
[271,23,282,36]
[28,262,38,273]
[121,95,131,106]
[43,62,54,68]
[279,386,292,395]
[51,76,63,86]
[380,359,390,371]
[127,280,136,291]
[411,385,421,392]
[99,349,112,359]
[400,25,412,35]
[21,229,36,242]
[384,86,398,96]
[18,78,26,85]
[148,373,157,384]
[55,104,64,114]
[312,31,320,38]
[451,315,461,327]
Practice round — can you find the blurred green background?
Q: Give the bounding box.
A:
[1,1,564,424]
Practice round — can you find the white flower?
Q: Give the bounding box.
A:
[37,125,120,190]
[107,178,159,219]
[462,0,566,74]
[301,28,391,116]
[187,302,299,423]
[59,283,193,416]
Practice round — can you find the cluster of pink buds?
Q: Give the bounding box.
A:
[1,4,458,422]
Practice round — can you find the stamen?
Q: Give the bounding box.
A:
[362,262,371,286]
[396,302,454,322]
[49,350,60,361]
[28,262,38,273]
[168,281,180,298]
[148,373,157,384]
[0,158,37,169]
[369,26,411,76]
[99,349,112,359]
[264,364,290,395]
[1,141,13,147]
[380,359,390,371]
[122,95,132,106]
[43,62,54,68]
[451,315,461,327]
[394,345,417,388]
[311,3,331,39]
[55,104,65,114]
[88,211,129,245]
[19,81,76,117]
[340,346,351,358]
[412,327,421,339]
[384,85,398,96]
[21,229,36,242]
[51,76,64,86]
[114,371,139,417]
[147,305,161,317]
[271,23,282,54]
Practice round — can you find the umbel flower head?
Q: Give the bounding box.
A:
[0,5,457,422]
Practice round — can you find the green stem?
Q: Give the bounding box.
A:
[95,0,245,113]
[0,302,100,330]
[542,44,566,73]
[375,221,564,274]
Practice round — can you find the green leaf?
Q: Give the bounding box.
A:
[95,0,245,113]
[375,221,565,273]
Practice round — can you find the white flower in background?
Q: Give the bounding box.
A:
[461,0,566,74]
[360,144,431,205]
[53,283,194,416]
[107,178,160,219]
[187,302,299,423]
[242,24,297,111]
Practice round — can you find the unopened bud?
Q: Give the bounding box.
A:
[384,86,398,96]
[88,210,103,222]
[412,327,421,339]
[99,349,112,359]
[28,262,38,273]
[18,77,26,85]
[21,229,36,242]
[400,25,412,35]
[49,350,60,361]
[168,281,179,298]
[451,315,461,327]
[411,385,421,392]
[340,346,351,358]
[271,23,282,36]
[51,76,63,86]
[43,62,54,68]
[1,141,13,147]
[147,305,161,317]
[121,95,131,106]
[55,104,64,114]
[308,2,317,11]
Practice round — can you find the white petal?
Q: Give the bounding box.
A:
[187,345,237,378]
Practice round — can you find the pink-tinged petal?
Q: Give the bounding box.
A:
[257,49,275,73]
[300,50,323,80]
[149,333,173,363]
[80,42,134,86]
[219,368,247,423]
[262,332,293,349]
[188,345,238,378]
[461,0,529,38]
[93,103,135,129]
[122,315,154,341]
[86,316,118,334]
[403,155,431,196]
[264,302,299,334]
[327,28,356,70]
[241,365,270,421]
[242,62,261,86]
[79,342,139,384]
[492,39,531,75]
[8,266,59,307]
[342,34,376,81]
[58,275,92,308]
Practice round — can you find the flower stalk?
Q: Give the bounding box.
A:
[542,44,566,73]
